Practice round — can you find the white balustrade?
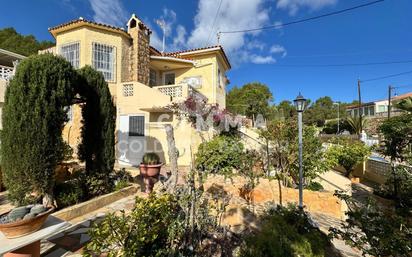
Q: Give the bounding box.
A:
[156,84,183,98]
[0,65,13,81]
[156,83,208,101]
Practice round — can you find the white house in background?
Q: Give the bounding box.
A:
[0,48,26,128]
[346,92,412,118]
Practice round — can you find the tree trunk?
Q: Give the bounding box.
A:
[42,192,55,208]
[164,124,179,192]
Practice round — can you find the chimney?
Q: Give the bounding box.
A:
[127,14,151,85]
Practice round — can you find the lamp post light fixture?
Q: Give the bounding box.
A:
[293,93,307,209]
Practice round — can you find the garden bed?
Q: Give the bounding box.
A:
[53,184,138,221]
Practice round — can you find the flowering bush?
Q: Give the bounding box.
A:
[167,96,243,133]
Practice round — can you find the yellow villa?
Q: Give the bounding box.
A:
[40,14,231,166]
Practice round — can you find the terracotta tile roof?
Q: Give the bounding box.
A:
[150,46,162,56]
[48,17,152,38]
[50,17,127,33]
[393,92,412,101]
[164,45,221,56]
[164,45,231,69]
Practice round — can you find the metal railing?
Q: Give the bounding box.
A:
[0,65,13,80]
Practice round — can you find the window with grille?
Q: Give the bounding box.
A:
[129,116,144,137]
[60,42,80,68]
[123,84,134,97]
[164,72,175,85]
[92,43,115,82]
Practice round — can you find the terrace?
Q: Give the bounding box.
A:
[0,48,26,81]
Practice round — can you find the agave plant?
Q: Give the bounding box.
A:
[347,116,368,135]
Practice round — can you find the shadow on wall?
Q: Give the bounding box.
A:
[116,131,166,167]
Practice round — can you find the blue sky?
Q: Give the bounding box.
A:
[1,0,411,104]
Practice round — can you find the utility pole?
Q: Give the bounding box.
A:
[216,32,221,45]
[357,79,363,135]
[388,85,393,119]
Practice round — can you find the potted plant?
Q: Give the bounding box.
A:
[0,204,54,238]
[139,152,163,193]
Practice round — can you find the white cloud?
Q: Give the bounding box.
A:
[246,40,266,51]
[250,55,276,64]
[159,8,177,36]
[276,0,337,15]
[148,0,284,66]
[172,25,187,51]
[88,0,129,27]
[270,44,287,58]
[188,0,270,52]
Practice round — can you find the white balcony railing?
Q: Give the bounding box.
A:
[156,84,183,98]
[156,83,208,102]
[0,65,13,81]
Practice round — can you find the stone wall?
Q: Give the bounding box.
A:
[203,175,346,221]
[137,29,150,85]
[128,24,150,84]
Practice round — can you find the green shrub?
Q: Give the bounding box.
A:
[322,120,354,134]
[329,192,412,256]
[85,173,113,197]
[114,180,129,191]
[83,193,185,257]
[1,54,76,205]
[327,140,371,177]
[54,179,85,208]
[375,165,412,211]
[306,181,324,191]
[142,152,161,165]
[195,135,244,177]
[240,205,330,257]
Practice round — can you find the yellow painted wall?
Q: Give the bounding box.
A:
[54,25,229,166]
[55,27,130,97]
[153,53,227,108]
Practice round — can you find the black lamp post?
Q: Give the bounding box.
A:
[293,93,307,209]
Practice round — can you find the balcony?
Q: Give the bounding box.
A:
[0,65,13,81]
[155,83,207,102]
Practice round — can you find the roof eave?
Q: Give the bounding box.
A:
[178,47,231,69]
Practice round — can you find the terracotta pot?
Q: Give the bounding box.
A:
[139,163,163,177]
[350,177,361,183]
[139,163,163,193]
[0,207,54,239]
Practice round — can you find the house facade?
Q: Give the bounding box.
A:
[42,14,231,166]
[346,92,412,118]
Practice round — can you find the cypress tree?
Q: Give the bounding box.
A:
[1,54,75,205]
[77,66,115,189]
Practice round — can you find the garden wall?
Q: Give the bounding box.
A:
[203,175,347,221]
[333,159,389,184]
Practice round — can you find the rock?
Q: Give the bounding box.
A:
[8,206,29,222]
[30,204,47,215]
[23,213,35,220]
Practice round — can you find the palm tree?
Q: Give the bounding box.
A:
[395,96,412,112]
